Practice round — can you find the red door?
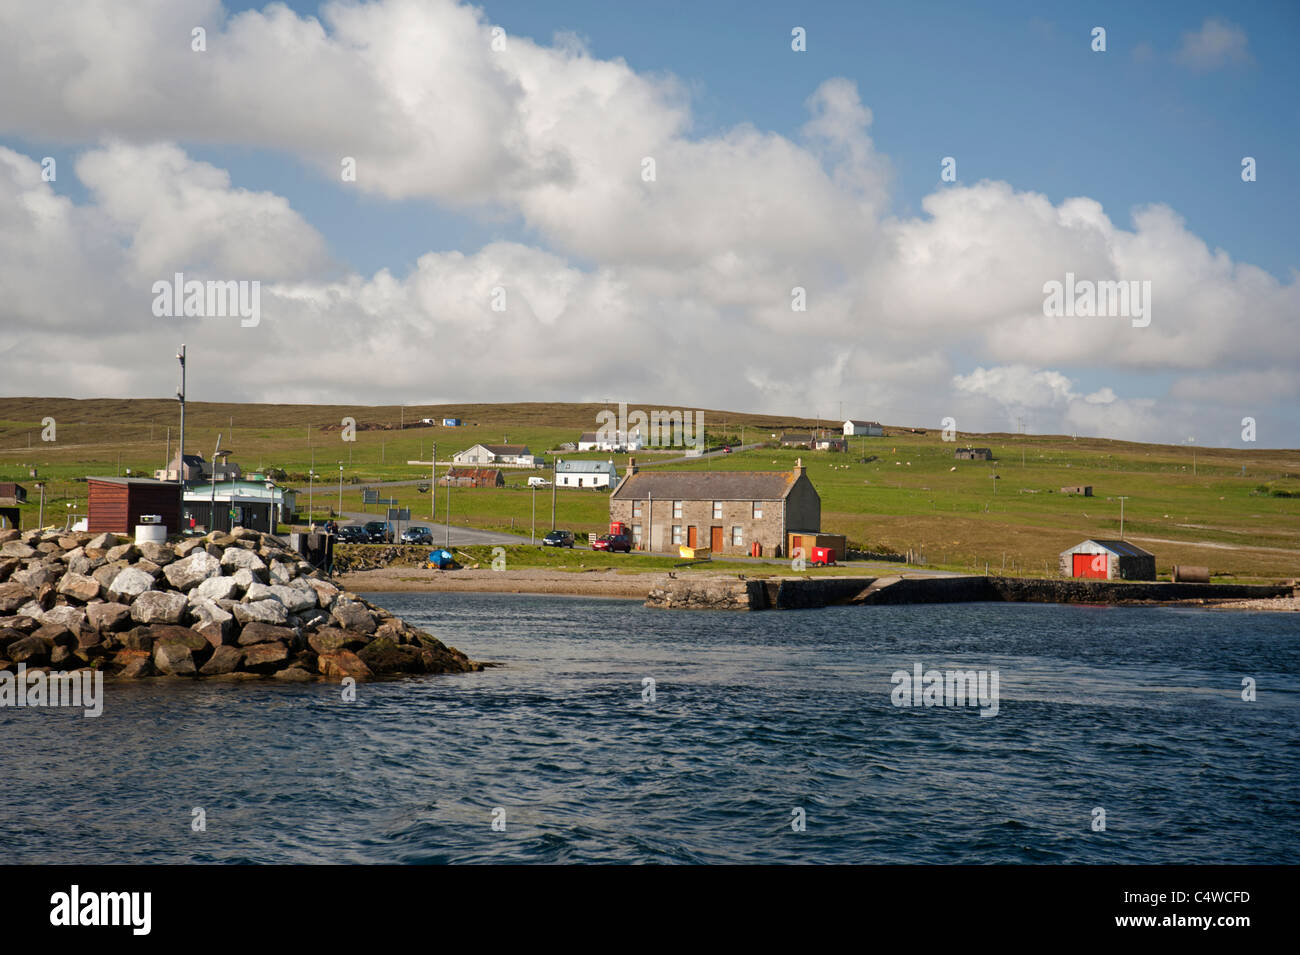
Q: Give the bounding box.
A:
[710,526,723,551]
[1073,553,1107,578]
[687,526,698,548]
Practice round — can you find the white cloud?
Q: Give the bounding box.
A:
[0,1,1294,446]
[1175,17,1253,71]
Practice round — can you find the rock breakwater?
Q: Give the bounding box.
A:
[0,527,479,681]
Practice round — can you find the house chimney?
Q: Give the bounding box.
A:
[793,457,805,478]
[628,456,638,475]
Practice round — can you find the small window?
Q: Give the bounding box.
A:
[752,502,762,519]
[731,526,743,546]
[673,500,683,518]
[633,501,643,518]
[712,501,722,519]
[672,525,682,545]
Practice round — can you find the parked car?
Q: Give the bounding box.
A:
[722,445,732,454]
[337,525,368,543]
[401,525,434,545]
[363,520,393,543]
[542,529,574,548]
[592,533,631,553]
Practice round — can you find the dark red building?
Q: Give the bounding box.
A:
[86,477,182,535]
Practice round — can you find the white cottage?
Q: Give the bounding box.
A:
[556,459,619,489]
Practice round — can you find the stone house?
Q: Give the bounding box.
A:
[609,459,820,556]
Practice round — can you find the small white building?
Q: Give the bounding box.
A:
[844,420,884,437]
[576,430,643,452]
[556,459,619,489]
[452,443,539,468]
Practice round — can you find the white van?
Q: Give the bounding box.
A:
[527,476,551,487]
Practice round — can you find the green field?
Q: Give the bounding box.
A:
[1,397,1297,581]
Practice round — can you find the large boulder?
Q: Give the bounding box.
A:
[154,642,197,676]
[92,563,125,592]
[199,645,244,675]
[119,628,156,652]
[147,625,211,655]
[236,622,296,646]
[231,568,261,591]
[317,654,374,686]
[86,601,132,633]
[357,637,422,674]
[307,627,370,654]
[0,541,37,559]
[242,582,276,603]
[331,601,376,634]
[6,635,49,665]
[108,567,155,600]
[42,606,87,634]
[270,585,316,614]
[188,598,234,646]
[268,560,294,584]
[0,581,33,613]
[220,548,267,576]
[139,541,175,566]
[191,575,240,603]
[273,666,315,682]
[242,641,290,672]
[233,599,288,626]
[57,573,102,603]
[12,564,55,590]
[163,551,222,591]
[85,532,121,553]
[114,649,154,678]
[130,591,187,625]
[105,543,138,563]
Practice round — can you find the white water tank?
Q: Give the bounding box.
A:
[135,515,167,544]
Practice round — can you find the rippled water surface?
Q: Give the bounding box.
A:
[2,595,1297,863]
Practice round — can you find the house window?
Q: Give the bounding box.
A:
[633,501,643,518]
[673,500,683,518]
[672,525,682,545]
[712,501,722,519]
[632,525,642,546]
[752,502,763,519]
[731,526,743,546]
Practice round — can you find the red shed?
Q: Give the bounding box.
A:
[87,477,182,535]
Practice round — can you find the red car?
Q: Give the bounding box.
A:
[592,533,632,553]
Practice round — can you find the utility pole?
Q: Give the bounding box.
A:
[338,463,343,517]
[176,344,186,523]
[551,456,558,530]
[35,482,45,529]
[445,464,452,548]
[1118,496,1129,540]
[531,484,536,545]
[431,442,437,521]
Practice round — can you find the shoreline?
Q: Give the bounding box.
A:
[336,567,1300,611]
[338,567,652,599]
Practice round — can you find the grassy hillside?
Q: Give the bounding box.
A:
[1,397,1296,581]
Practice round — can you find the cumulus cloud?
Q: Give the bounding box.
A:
[0,0,1294,447]
[1175,17,1253,71]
